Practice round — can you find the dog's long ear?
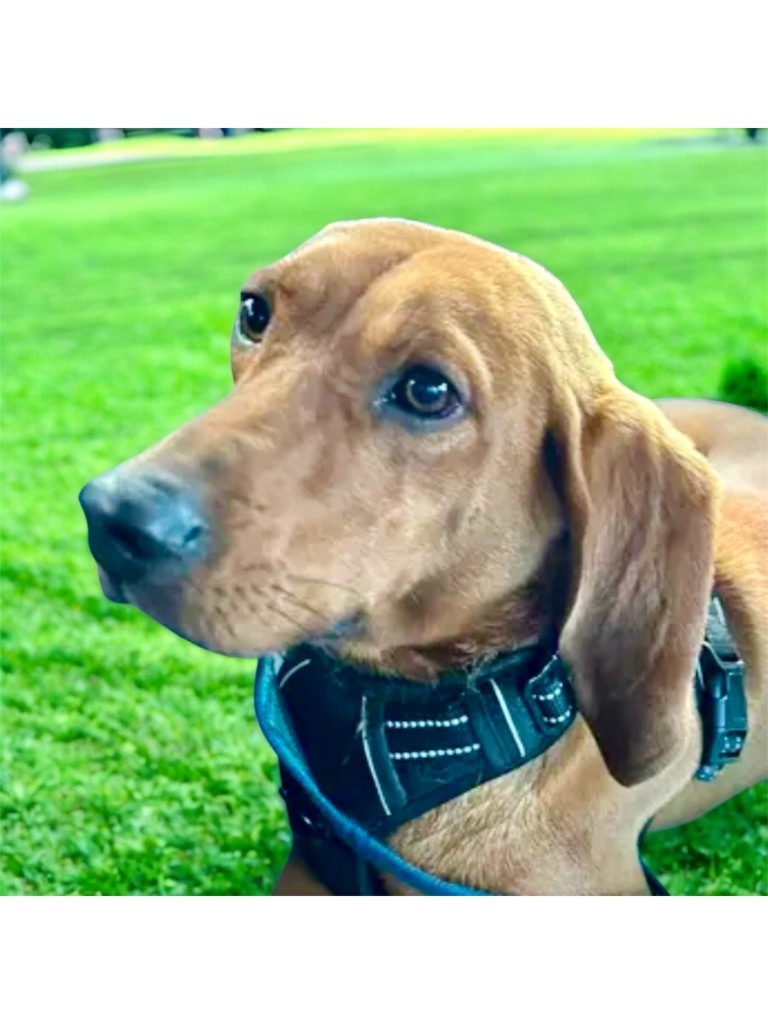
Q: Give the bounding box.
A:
[553,387,721,786]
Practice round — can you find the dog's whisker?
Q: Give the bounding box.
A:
[262,597,311,637]
[283,572,365,602]
[269,582,327,622]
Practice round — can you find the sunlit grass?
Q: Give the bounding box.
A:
[1,129,766,894]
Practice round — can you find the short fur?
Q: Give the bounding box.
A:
[84,219,768,895]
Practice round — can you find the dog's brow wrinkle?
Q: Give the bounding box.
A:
[278,246,421,336]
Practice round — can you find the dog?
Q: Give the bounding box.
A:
[79,218,767,895]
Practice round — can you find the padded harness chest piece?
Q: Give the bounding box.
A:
[275,642,574,838]
[255,595,747,895]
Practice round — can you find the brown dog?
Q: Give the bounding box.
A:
[79,219,768,895]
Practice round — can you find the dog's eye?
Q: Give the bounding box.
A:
[239,293,271,341]
[386,365,463,422]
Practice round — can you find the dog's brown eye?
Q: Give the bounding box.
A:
[388,365,462,421]
[239,294,271,341]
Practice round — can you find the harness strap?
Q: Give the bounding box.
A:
[255,595,746,896]
[255,656,491,895]
[276,642,575,836]
[280,766,669,895]
[257,656,668,895]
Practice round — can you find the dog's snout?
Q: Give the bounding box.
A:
[79,472,207,583]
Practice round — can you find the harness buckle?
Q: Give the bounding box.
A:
[694,641,748,782]
[524,655,576,734]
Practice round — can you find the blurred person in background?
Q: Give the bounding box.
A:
[0,130,30,202]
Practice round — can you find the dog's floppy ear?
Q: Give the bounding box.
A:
[553,387,720,786]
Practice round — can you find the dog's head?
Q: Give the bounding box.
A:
[80,218,719,785]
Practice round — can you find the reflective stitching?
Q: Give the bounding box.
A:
[541,710,571,725]
[531,685,564,702]
[385,715,468,729]
[391,744,480,760]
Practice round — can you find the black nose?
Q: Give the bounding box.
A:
[79,471,208,584]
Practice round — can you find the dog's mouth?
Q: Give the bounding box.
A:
[81,464,372,657]
[98,567,189,638]
[308,613,366,646]
[97,567,129,604]
[96,564,366,654]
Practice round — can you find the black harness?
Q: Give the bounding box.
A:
[255,596,746,895]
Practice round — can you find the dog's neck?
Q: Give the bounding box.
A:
[330,530,700,894]
[335,530,573,682]
[385,711,697,894]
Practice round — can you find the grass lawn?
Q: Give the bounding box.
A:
[1,129,766,895]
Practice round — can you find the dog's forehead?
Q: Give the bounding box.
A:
[258,221,455,302]
[241,219,608,380]
[248,220,523,331]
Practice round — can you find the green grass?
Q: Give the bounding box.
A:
[1,129,766,895]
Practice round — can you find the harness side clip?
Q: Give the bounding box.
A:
[694,641,747,782]
[524,655,576,734]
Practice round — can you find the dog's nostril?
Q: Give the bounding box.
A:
[105,507,207,565]
[107,520,163,563]
[182,523,204,549]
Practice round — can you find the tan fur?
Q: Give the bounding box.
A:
[87,219,768,895]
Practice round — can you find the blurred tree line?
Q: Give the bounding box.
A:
[0,128,275,149]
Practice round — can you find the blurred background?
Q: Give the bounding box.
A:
[1,127,766,895]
